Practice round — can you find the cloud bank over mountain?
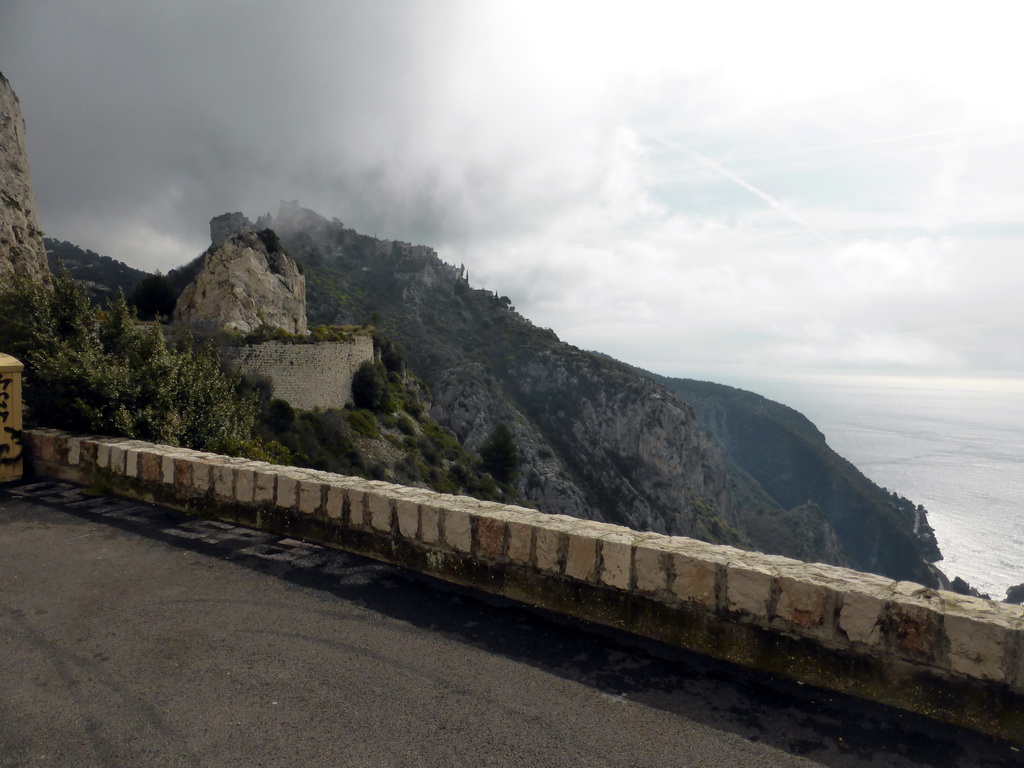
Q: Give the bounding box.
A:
[3,0,1023,381]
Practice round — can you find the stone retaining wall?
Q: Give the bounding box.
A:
[22,428,1024,743]
[219,337,374,411]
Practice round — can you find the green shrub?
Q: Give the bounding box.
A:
[479,423,520,483]
[346,408,379,438]
[0,273,258,452]
[128,273,178,321]
[352,360,390,411]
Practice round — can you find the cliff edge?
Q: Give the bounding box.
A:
[0,72,48,284]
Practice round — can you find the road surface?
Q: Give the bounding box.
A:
[1,479,1019,767]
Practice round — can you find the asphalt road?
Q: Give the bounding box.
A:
[1,479,1020,767]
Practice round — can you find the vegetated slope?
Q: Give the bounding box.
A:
[645,374,944,584]
[44,238,149,303]
[240,358,523,504]
[267,204,940,584]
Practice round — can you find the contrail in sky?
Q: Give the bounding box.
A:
[750,120,1021,160]
[645,134,835,247]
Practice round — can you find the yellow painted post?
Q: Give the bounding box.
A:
[0,354,25,482]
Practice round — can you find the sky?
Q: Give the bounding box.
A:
[3,0,1024,387]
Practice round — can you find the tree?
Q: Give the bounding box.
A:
[479,423,519,483]
[351,360,390,412]
[379,338,407,376]
[129,273,178,321]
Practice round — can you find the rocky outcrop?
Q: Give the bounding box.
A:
[0,72,48,284]
[174,229,307,335]
[210,212,254,248]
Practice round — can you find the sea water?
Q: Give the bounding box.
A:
[731,375,1024,599]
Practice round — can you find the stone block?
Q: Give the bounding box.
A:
[776,574,831,632]
[888,583,944,663]
[29,431,54,463]
[634,538,676,595]
[276,474,298,509]
[213,462,235,501]
[172,457,192,492]
[671,548,725,608]
[96,442,111,470]
[599,532,636,589]
[419,503,442,544]
[325,484,345,520]
[475,515,506,560]
[109,445,126,475]
[162,453,181,486]
[192,460,213,494]
[367,492,393,532]
[944,596,1019,682]
[298,480,324,515]
[347,488,369,527]
[726,560,774,618]
[396,498,419,538]
[253,470,276,504]
[507,520,534,566]
[80,439,99,469]
[534,521,570,575]
[139,450,162,483]
[67,437,82,466]
[125,448,140,478]
[443,506,473,553]
[839,588,887,647]
[235,467,255,503]
[564,530,598,582]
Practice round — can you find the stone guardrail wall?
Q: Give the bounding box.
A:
[219,337,374,411]
[21,427,1024,743]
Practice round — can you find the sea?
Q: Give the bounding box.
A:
[727,375,1024,600]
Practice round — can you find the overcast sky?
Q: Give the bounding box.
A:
[3,1,1023,386]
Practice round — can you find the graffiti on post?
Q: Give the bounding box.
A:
[0,370,23,469]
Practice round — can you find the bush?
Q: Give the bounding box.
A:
[0,272,258,452]
[346,409,379,438]
[479,422,519,483]
[129,273,178,321]
[351,360,390,411]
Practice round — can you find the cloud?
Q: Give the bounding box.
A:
[3,0,1024,380]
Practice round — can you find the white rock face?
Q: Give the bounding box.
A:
[174,230,308,335]
[0,72,48,284]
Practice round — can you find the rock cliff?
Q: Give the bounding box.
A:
[174,229,307,335]
[0,72,48,284]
